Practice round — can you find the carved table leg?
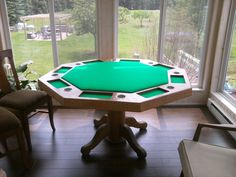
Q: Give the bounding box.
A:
[120,125,147,158]
[82,111,147,158]
[125,117,147,130]
[81,124,109,156]
[94,115,108,128]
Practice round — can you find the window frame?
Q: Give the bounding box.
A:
[0,0,12,50]
[157,0,167,62]
[1,0,214,104]
[48,0,59,68]
[117,0,212,89]
[218,0,236,105]
[195,0,212,89]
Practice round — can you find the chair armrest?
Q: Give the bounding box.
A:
[193,123,236,141]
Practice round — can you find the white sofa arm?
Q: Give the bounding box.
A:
[0,169,6,177]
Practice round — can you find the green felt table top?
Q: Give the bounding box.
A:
[61,61,169,93]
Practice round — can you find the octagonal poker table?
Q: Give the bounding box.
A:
[38,58,192,158]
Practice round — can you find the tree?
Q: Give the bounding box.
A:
[31,0,48,14]
[143,15,159,60]
[6,0,17,26]
[164,1,195,62]
[24,0,33,15]
[119,0,160,10]
[132,10,150,27]
[72,0,96,38]
[188,0,208,58]
[119,6,130,24]
[7,0,26,25]
[54,0,74,12]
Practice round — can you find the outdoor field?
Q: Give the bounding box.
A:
[227,30,236,88]
[11,10,159,77]
[10,9,236,89]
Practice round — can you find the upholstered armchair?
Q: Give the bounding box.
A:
[0,106,29,168]
[178,123,236,177]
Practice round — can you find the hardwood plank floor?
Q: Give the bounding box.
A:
[0,107,235,177]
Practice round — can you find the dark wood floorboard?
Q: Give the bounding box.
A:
[0,107,235,177]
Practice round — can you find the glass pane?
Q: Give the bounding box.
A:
[118,0,160,60]
[54,0,97,64]
[6,0,54,89]
[224,13,236,100]
[161,0,209,84]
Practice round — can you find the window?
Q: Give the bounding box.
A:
[3,0,210,87]
[54,0,97,64]
[6,0,54,81]
[221,9,236,101]
[4,0,97,80]
[161,0,209,84]
[118,0,210,85]
[118,0,161,60]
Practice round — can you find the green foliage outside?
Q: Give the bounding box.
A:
[7,0,236,88]
[132,10,150,27]
[119,7,130,24]
[11,7,159,75]
[11,32,95,77]
[58,33,95,64]
[6,0,73,25]
[72,0,96,38]
[228,30,236,87]
[119,10,159,59]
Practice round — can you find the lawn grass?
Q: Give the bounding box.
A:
[10,9,235,88]
[118,10,160,58]
[11,31,54,77]
[11,10,159,77]
[119,22,147,57]
[57,33,96,64]
[227,30,236,87]
[11,32,95,77]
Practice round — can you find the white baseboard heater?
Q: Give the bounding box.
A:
[207,98,236,138]
[207,99,232,124]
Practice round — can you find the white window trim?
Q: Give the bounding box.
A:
[197,0,213,89]
[97,0,117,60]
[0,0,12,49]
[217,0,236,105]
[158,0,167,62]
[48,0,59,67]
[208,0,236,123]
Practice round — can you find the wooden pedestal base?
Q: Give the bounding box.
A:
[81,111,147,158]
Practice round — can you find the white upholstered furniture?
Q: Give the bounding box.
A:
[178,123,236,177]
[0,169,6,177]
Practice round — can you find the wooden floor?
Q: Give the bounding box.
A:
[0,106,235,177]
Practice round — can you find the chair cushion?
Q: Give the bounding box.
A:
[0,90,47,110]
[178,139,236,177]
[0,107,21,133]
[1,106,22,118]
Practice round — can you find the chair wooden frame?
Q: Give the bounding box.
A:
[0,49,55,151]
[179,123,236,177]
